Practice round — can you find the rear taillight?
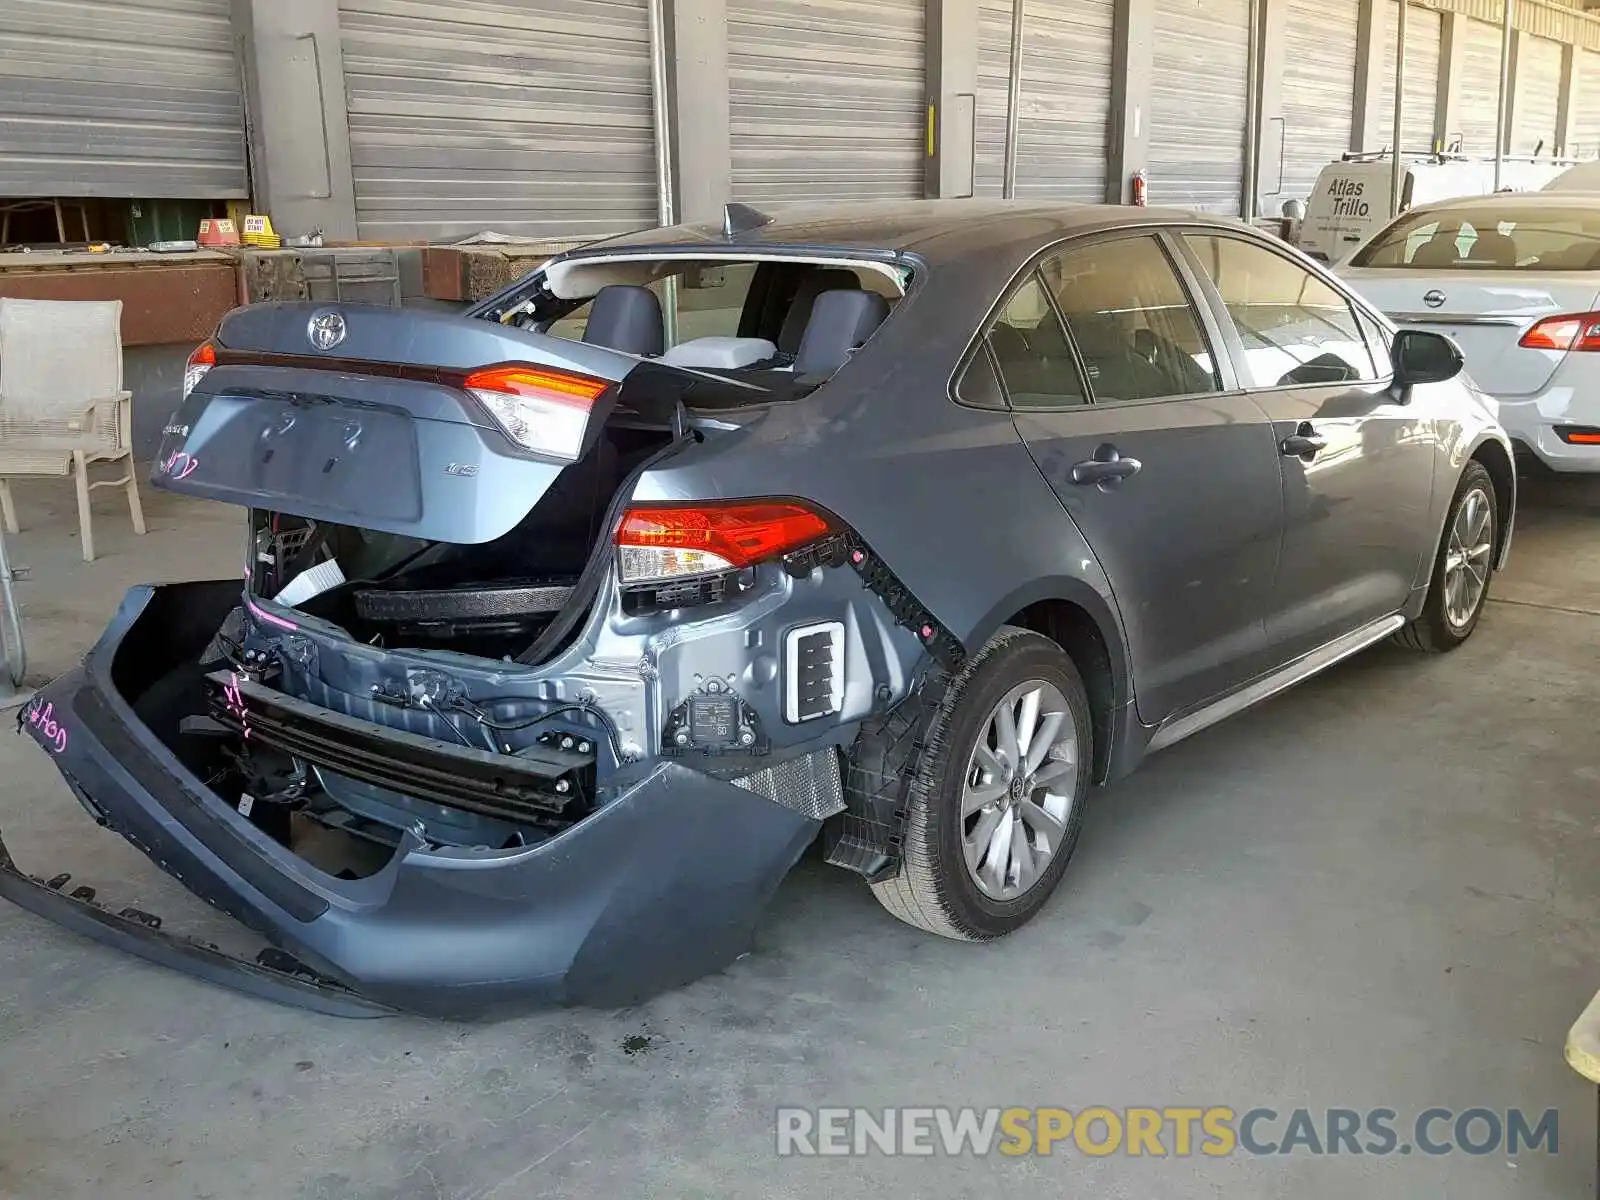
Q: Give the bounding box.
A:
[464,364,610,461]
[615,501,832,584]
[183,341,215,399]
[1519,312,1600,353]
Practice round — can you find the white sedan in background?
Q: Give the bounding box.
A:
[1338,192,1600,472]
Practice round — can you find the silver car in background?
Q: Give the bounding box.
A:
[1337,192,1600,471]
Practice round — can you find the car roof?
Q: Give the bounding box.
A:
[578,199,1257,271]
[1405,190,1600,215]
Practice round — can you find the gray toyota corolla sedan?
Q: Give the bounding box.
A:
[5,200,1515,1017]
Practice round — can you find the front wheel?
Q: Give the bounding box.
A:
[1395,460,1497,653]
[869,627,1092,941]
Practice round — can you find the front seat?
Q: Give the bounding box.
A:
[777,269,859,354]
[794,289,890,379]
[582,285,664,357]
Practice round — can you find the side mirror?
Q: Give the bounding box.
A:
[1392,328,1464,386]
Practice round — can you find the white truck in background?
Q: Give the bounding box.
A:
[1291,154,1584,263]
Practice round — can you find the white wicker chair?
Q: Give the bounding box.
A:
[0,298,147,562]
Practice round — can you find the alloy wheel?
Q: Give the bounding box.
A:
[1443,486,1493,630]
[960,680,1080,901]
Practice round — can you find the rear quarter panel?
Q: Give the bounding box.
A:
[631,279,1135,712]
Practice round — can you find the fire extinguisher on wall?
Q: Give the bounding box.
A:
[1130,169,1148,207]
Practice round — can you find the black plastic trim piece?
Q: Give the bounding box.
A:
[0,825,392,1019]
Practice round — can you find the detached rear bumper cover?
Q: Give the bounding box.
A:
[5,587,822,1018]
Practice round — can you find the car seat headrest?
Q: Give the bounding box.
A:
[793,289,890,379]
[582,285,664,357]
[778,269,860,354]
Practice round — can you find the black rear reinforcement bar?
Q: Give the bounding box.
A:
[204,671,594,824]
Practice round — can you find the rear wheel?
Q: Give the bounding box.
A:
[1395,460,1497,653]
[870,627,1091,941]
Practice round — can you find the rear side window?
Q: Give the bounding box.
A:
[1183,234,1378,388]
[1350,205,1600,271]
[983,275,1088,410]
[1040,236,1222,404]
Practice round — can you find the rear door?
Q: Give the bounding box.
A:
[1177,230,1435,662]
[986,232,1285,724]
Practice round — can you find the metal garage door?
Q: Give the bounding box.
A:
[0,0,246,199]
[1150,0,1251,214]
[1577,52,1600,159]
[974,0,1115,201]
[339,0,657,242]
[1369,1,1442,153]
[1455,17,1507,155]
[1511,34,1563,157]
[729,0,926,206]
[1278,0,1360,204]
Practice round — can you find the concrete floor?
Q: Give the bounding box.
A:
[1,472,1598,1199]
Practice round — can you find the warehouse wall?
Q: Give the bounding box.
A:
[17,0,1599,244]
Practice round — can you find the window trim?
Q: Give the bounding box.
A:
[1168,227,1393,393]
[950,225,1244,414]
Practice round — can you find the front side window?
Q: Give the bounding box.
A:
[983,274,1088,410]
[1039,236,1221,404]
[1183,234,1377,388]
[1350,205,1600,272]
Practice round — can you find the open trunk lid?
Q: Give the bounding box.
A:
[1339,268,1600,397]
[153,303,652,545]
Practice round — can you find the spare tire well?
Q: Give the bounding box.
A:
[1010,599,1115,784]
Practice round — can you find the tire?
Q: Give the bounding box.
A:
[870,626,1092,941]
[1395,460,1497,654]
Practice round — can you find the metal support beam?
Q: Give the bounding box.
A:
[1495,0,1516,187]
[1554,42,1580,155]
[1002,0,1026,197]
[1106,0,1156,203]
[925,0,979,198]
[1250,0,1288,220]
[1436,11,1469,152]
[1351,0,1388,152]
[231,0,358,240]
[661,0,731,224]
[1392,0,1409,215]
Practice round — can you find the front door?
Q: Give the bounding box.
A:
[1175,232,1436,663]
[990,234,1285,725]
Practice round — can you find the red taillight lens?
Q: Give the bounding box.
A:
[615,501,832,583]
[1519,312,1600,353]
[182,341,216,400]
[463,364,610,460]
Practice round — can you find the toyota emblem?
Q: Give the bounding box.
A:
[307,310,347,351]
[1423,289,1446,309]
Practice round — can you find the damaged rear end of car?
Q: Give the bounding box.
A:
[6,246,943,1016]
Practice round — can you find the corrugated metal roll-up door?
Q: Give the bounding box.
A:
[1149,0,1251,214]
[1576,52,1600,160]
[1455,18,1507,155]
[729,0,926,207]
[974,0,1116,201]
[338,0,657,242]
[0,0,246,199]
[1369,2,1442,153]
[1278,0,1360,204]
[1511,34,1563,157]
